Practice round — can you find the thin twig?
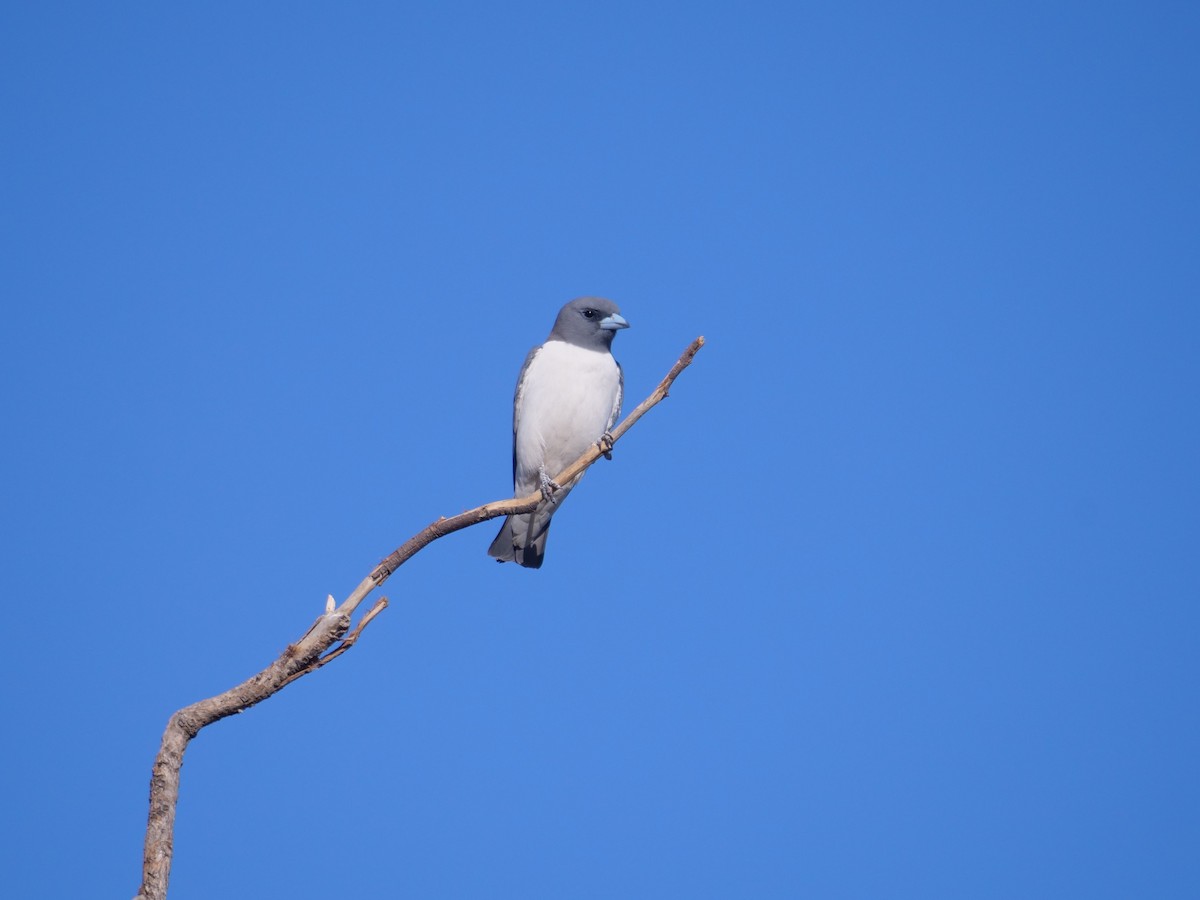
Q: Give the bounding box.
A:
[134,335,705,900]
[280,596,390,687]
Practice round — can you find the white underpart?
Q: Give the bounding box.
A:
[514,340,621,494]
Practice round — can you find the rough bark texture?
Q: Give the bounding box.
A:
[133,336,705,900]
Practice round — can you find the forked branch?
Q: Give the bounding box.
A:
[134,335,705,900]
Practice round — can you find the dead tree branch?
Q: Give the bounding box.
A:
[134,335,705,900]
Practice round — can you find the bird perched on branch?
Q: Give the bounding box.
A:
[488,297,630,568]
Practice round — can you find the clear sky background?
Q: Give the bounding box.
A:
[2,3,1198,898]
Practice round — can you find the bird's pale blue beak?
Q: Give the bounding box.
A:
[599,313,630,331]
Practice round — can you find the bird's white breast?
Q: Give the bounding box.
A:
[514,340,621,490]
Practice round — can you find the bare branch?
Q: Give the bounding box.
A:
[134,335,704,900]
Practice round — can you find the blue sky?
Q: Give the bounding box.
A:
[2,2,1198,897]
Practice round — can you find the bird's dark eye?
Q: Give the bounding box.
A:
[582,308,596,319]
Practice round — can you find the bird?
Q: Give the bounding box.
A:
[488,297,630,568]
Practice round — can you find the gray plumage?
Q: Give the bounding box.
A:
[488,297,629,568]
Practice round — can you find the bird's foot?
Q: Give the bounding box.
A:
[597,431,615,460]
[538,467,561,501]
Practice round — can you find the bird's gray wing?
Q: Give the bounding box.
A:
[607,361,624,432]
[511,344,542,482]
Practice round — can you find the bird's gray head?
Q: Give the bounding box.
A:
[547,297,630,351]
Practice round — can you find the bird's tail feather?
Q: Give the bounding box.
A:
[488,489,573,569]
[488,513,550,568]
